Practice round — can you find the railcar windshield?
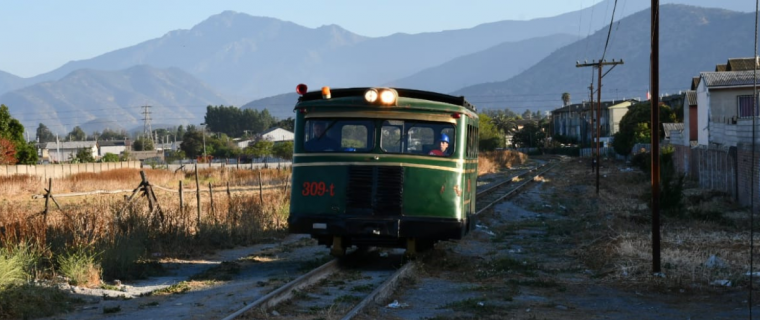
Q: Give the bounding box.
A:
[303,119,375,152]
[381,120,455,157]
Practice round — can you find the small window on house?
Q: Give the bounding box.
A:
[738,95,756,118]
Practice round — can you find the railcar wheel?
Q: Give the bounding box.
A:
[330,236,346,257]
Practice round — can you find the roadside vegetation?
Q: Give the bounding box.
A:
[0,167,291,318]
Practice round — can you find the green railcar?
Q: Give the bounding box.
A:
[287,85,479,256]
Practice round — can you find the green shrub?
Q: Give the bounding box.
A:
[56,246,101,286]
[0,284,75,318]
[0,253,26,288]
[99,233,155,281]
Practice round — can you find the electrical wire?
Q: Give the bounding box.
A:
[601,0,620,62]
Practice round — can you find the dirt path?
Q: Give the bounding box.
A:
[41,234,329,320]
[359,158,760,320]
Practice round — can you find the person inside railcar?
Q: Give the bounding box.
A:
[428,133,450,156]
[305,121,339,151]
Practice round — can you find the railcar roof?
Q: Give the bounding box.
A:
[296,87,477,113]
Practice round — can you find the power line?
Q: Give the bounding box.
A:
[601,0,620,62]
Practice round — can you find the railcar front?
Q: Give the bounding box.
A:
[287,85,479,256]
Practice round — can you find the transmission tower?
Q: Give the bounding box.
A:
[142,105,154,145]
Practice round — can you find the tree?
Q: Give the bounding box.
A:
[67,126,86,141]
[0,138,17,165]
[176,125,186,141]
[272,141,294,160]
[36,123,55,143]
[100,153,120,162]
[71,148,95,163]
[612,102,676,156]
[180,129,204,158]
[132,137,155,151]
[0,104,37,164]
[274,117,295,132]
[522,109,533,120]
[562,92,571,106]
[478,113,506,151]
[512,122,545,148]
[248,140,274,159]
[97,128,128,141]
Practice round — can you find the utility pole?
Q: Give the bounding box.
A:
[650,0,662,274]
[576,59,624,194]
[142,105,154,146]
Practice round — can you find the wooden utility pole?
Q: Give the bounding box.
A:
[650,0,662,274]
[576,59,624,194]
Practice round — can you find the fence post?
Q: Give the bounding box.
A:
[195,164,201,234]
[209,182,215,219]
[179,180,184,213]
[258,170,264,204]
[43,178,51,217]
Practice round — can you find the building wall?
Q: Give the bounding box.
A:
[710,88,755,123]
[262,128,294,142]
[697,81,710,145]
[100,146,126,156]
[0,161,141,180]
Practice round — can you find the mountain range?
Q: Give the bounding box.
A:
[454,5,757,111]
[0,0,755,135]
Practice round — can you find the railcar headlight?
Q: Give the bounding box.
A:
[380,90,396,104]
[365,89,378,103]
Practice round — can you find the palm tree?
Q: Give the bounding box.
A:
[562,92,571,106]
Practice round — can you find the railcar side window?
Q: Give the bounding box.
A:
[380,120,455,156]
[304,119,374,152]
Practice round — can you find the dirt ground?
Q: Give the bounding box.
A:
[37,157,760,319]
[364,157,760,320]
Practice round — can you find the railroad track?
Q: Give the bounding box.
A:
[475,156,562,214]
[222,156,564,320]
[223,250,413,320]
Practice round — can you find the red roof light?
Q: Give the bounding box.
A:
[296,84,308,95]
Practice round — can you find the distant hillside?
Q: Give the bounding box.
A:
[9,1,625,103]
[0,71,28,96]
[453,5,751,113]
[1,65,229,135]
[385,34,577,93]
[241,92,299,120]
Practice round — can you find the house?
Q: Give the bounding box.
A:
[682,90,698,146]
[552,99,637,145]
[261,127,294,144]
[44,141,98,162]
[235,139,254,149]
[695,69,759,147]
[607,100,636,136]
[662,123,685,141]
[99,140,130,157]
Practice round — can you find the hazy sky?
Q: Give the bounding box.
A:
[0,0,606,78]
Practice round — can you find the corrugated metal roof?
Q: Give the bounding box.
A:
[662,123,685,139]
[44,141,97,149]
[701,70,760,88]
[727,57,758,71]
[686,90,697,105]
[691,77,700,90]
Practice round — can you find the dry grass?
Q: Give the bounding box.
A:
[0,167,291,201]
[550,158,752,289]
[0,167,292,283]
[478,150,528,175]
